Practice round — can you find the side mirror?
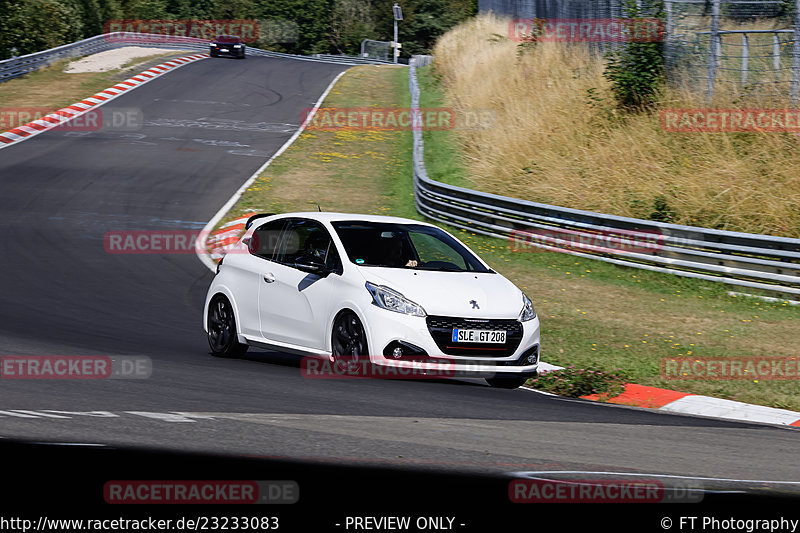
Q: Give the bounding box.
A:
[245,235,259,255]
[295,255,328,276]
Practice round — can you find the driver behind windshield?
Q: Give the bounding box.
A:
[378,233,417,268]
[305,231,329,261]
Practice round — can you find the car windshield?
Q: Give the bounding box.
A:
[332,221,491,272]
[215,35,241,43]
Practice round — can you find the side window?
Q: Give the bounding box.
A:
[248,219,286,260]
[276,219,339,271]
[324,239,343,273]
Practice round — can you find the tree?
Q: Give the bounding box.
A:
[370,0,476,56]
[118,0,169,19]
[330,0,377,54]
[0,0,477,59]
[1,0,85,57]
[254,0,334,54]
[602,0,665,110]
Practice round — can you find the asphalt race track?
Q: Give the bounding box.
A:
[1,55,799,518]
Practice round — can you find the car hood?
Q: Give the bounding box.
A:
[359,268,524,319]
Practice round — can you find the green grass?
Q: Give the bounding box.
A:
[416,66,471,189]
[219,65,417,220]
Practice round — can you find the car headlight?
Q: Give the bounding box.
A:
[366,282,426,317]
[519,292,536,321]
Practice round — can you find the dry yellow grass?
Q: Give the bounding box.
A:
[432,14,800,237]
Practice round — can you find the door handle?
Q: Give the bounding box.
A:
[263,272,275,283]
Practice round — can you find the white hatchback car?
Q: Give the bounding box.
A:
[203,212,540,388]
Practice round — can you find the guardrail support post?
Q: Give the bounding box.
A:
[792,0,800,105]
[706,0,721,103]
[773,33,781,72]
[741,33,749,86]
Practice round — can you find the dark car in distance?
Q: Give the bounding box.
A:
[210,35,246,59]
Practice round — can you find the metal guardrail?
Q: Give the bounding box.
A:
[0,33,397,83]
[0,33,206,82]
[310,53,396,65]
[408,57,800,297]
[411,54,434,67]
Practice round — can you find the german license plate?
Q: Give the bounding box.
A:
[452,329,506,344]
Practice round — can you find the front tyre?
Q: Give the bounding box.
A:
[486,374,533,389]
[207,295,248,358]
[331,310,368,361]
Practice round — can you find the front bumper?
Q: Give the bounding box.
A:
[363,308,540,378]
[210,46,244,57]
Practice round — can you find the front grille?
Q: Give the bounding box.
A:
[425,316,523,357]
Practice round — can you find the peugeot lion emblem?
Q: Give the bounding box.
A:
[470,300,479,309]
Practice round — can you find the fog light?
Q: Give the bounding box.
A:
[383,341,428,360]
[520,345,539,366]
